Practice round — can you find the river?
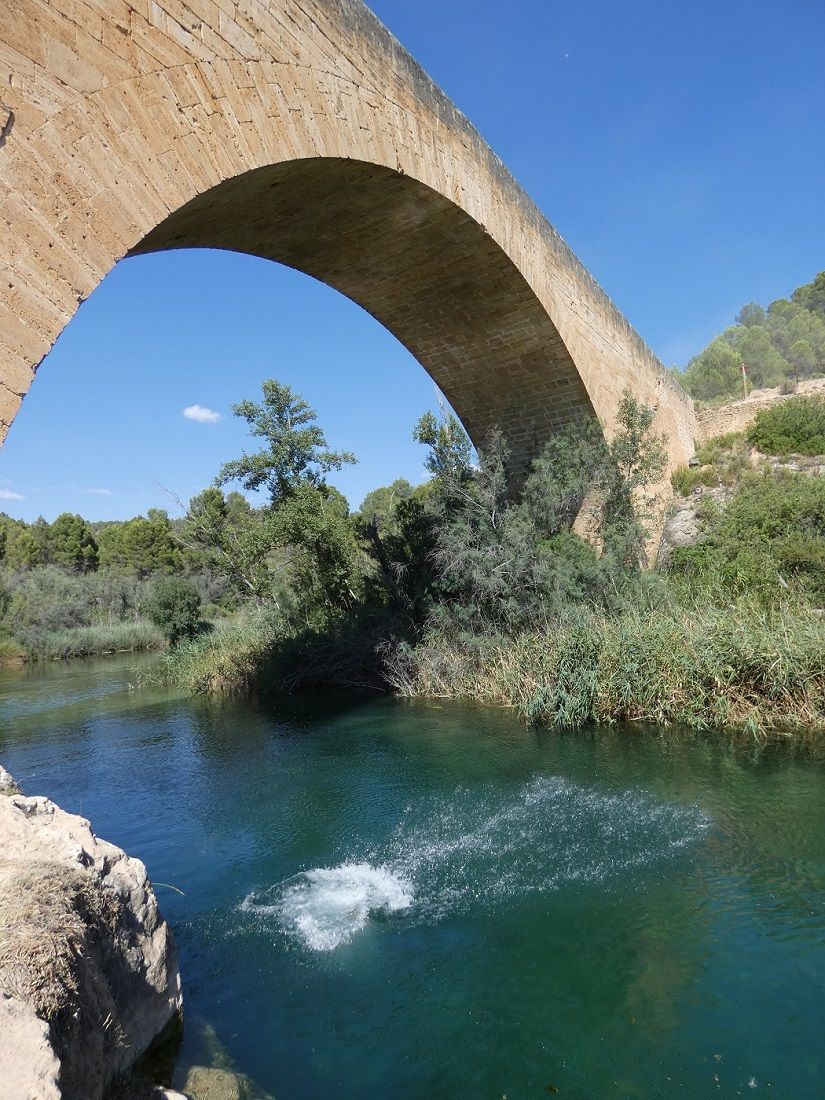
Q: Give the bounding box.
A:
[1,653,824,1098]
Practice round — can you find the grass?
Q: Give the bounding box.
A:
[148,613,282,695]
[0,862,121,1021]
[0,636,25,663]
[671,432,751,495]
[156,600,825,743]
[23,621,165,661]
[385,602,825,742]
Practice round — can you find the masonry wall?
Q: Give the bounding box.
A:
[0,0,696,478]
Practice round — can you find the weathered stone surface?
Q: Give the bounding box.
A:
[0,770,182,1100]
[0,0,695,489]
[0,994,61,1100]
[695,378,825,441]
[657,499,703,567]
[182,1066,243,1100]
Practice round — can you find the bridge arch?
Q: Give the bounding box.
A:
[0,0,695,479]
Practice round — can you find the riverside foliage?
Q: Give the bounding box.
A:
[151,377,824,739]
[4,371,823,737]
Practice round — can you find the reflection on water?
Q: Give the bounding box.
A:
[1,654,824,1099]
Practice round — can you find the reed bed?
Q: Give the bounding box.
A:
[385,604,825,740]
[28,621,164,661]
[150,614,281,695]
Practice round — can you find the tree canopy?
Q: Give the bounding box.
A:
[677,271,825,401]
[216,379,355,505]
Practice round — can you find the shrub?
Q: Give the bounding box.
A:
[668,471,825,605]
[142,576,201,646]
[747,395,825,456]
[671,433,751,495]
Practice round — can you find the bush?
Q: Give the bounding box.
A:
[152,612,281,693]
[0,567,150,648]
[142,577,201,646]
[27,621,164,660]
[670,433,751,496]
[747,395,825,456]
[668,471,825,605]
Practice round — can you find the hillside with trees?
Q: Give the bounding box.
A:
[677,271,825,401]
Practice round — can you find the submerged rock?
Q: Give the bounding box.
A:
[0,768,182,1100]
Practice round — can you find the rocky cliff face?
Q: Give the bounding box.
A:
[0,765,182,1100]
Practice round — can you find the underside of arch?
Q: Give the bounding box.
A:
[131,158,595,477]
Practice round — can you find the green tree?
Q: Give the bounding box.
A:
[413,411,473,484]
[143,576,201,646]
[408,392,665,635]
[4,523,43,570]
[736,302,766,327]
[733,326,789,389]
[681,339,744,401]
[48,513,98,572]
[98,515,181,577]
[792,271,825,319]
[788,339,817,381]
[182,487,278,604]
[358,478,414,532]
[273,484,368,627]
[216,379,355,505]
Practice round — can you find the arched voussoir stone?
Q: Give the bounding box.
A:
[132,157,595,479]
[0,0,696,489]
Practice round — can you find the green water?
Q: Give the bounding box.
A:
[1,655,824,1099]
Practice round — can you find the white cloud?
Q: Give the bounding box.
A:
[0,489,24,500]
[83,488,113,496]
[183,404,221,424]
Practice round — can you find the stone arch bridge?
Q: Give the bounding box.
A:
[0,0,695,484]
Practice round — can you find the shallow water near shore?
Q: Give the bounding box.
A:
[2,654,824,1099]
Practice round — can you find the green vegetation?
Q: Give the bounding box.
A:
[386,603,825,739]
[143,577,202,647]
[670,472,825,606]
[5,351,823,739]
[670,431,751,494]
[746,394,825,455]
[149,375,824,740]
[676,271,825,401]
[0,504,230,661]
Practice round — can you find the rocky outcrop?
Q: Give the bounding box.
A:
[0,769,182,1100]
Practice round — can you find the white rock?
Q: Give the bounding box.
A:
[0,766,183,1100]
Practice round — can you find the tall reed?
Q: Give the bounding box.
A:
[386,603,825,740]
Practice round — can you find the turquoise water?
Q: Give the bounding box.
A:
[1,655,824,1098]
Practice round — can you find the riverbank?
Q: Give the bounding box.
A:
[0,765,182,1100]
[0,620,165,666]
[387,603,825,742]
[154,600,825,742]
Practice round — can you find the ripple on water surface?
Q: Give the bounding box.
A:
[241,774,711,951]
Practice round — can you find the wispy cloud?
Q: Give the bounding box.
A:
[0,488,24,500]
[82,488,113,496]
[183,404,221,424]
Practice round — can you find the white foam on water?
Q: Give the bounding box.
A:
[243,862,413,952]
[241,775,711,951]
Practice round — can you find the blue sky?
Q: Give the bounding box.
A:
[2,0,823,522]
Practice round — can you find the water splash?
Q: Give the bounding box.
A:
[241,775,710,951]
[243,863,413,951]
